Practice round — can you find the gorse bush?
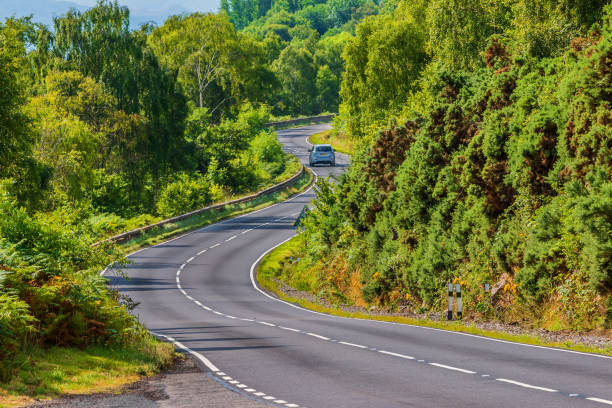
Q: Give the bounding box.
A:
[299,5,612,330]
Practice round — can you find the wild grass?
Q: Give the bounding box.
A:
[0,335,174,408]
[308,130,354,155]
[257,236,612,357]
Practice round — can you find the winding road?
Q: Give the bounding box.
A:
[109,124,612,408]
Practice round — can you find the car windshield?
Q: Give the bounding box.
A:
[315,146,332,152]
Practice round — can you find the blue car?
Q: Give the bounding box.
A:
[309,144,335,166]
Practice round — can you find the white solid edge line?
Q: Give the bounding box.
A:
[378,350,415,360]
[587,398,612,405]
[153,332,219,372]
[248,237,612,360]
[495,378,557,392]
[429,363,476,374]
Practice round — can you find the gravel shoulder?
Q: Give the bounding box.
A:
[26,355,270,408]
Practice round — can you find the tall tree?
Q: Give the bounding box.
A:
[0,20,50,206]
[148,12,275,120]
[52,1,189,204]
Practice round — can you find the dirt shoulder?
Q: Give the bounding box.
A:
[26,355,269,408]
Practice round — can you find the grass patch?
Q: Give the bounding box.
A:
[0,335,174,408]
[309,129,354,155]
[257,235,612,357]
[118,165,313,255]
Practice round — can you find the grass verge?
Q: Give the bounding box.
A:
[0,335,174,408]
[308,129,353,155]
[257,235,612,357]
[118,165,313,256]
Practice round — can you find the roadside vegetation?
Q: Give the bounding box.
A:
[1,0,336,403]
[119,166,312,256]
[309,129,354,155]
[281,2,612,334]
[257,235,612,356]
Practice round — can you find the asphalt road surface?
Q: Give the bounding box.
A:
[108,124,612,408]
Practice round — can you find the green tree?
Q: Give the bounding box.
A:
[148,12,275,119]
[340,3,428,138]
[0,20,50,206]
[316,65,339,112]
[272,43,317,114]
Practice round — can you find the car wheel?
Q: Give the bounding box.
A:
[331,162,335,167]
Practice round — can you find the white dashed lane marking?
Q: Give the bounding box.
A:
[429,363,476,374]
[338,341,368,349]
[279,326,301,332]
[166,175,612,408]
[587,398,612,406]
[496,378,558,393]
[306,332,330,340]
[378,350,415,360]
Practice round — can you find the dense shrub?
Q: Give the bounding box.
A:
[299,7,612,329]
[0,185,144,379]
[156,173,214,218]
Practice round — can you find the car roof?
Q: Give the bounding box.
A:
[314,144,332,148]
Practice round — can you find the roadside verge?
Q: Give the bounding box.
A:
[255,235,612,358]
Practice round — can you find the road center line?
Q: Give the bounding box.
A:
[587,398,612,406]
[429,363,476,374]
[496,378,558,392]
[378,350,415,360]
[339,341,368,349]
[306,332,330,340]
[278,326,301,332]
[226,235,237,242]
[210,243,221,248]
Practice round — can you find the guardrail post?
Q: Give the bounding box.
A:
[447,283,453,320]
[456,283,462,320]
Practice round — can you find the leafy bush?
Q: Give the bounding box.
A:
[0,185,144,380]
[249,130,286,177]
[156,173,213,218]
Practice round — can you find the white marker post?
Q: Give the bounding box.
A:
[447,283,453,320]
[456,283,462,320]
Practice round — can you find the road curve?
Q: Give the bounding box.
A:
[109,124,612,408]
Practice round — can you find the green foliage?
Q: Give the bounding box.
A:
[339,2,429,139]
[303,5,612,329]
[156,174,214,218]
[0,184,140,381]
[148,12,276,119]
[0,20,50,208]
[249,131,286,177]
